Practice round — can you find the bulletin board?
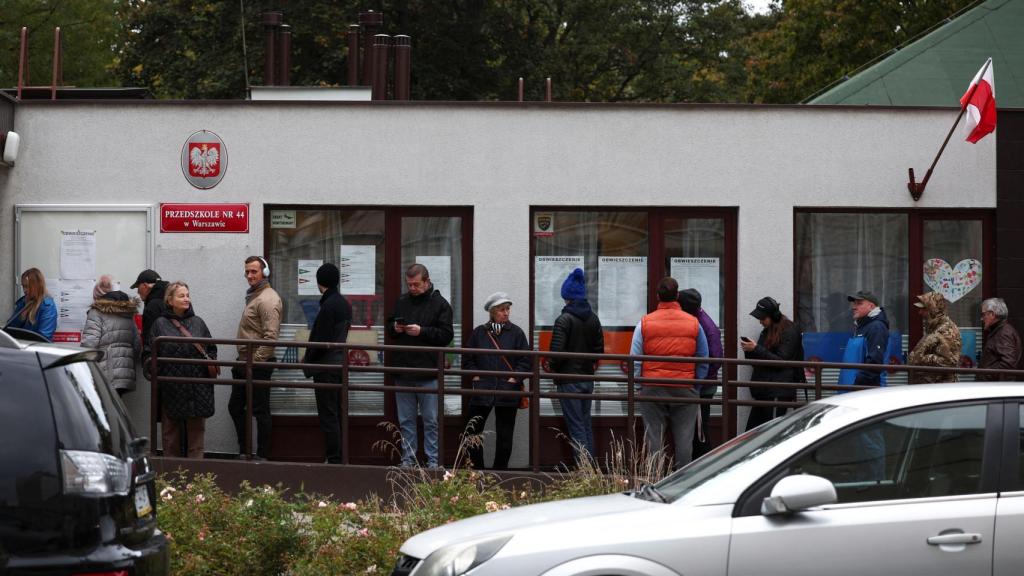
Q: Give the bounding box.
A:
[14,204,154,342]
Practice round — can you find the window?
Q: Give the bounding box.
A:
[788,404,988,503]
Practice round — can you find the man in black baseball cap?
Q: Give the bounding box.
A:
[133,269,169,370]
[130,269,161,289]
[846,290,880,307]
[846,289,889,386]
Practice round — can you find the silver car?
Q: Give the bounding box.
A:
[394,383,1024,576]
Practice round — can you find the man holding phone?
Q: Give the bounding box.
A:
[387,263,454,469]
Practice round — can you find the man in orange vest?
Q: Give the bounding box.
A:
[631,277,709,470]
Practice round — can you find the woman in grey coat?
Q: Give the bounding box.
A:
[81,286,141,394]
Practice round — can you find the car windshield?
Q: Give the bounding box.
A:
[655,403,849,502]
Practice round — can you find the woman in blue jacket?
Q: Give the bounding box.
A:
[5,268,57,340]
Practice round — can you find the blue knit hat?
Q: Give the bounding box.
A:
[561,268,587,301]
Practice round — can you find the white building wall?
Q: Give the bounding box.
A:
[0,102,996,457]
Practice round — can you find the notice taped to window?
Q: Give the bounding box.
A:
[598,256,647,327]
[340,245,376,296]
[671,257,720,325]
[534,256,584,324]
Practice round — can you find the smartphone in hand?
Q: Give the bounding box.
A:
[740,336,753,343]
[394,317,407,326]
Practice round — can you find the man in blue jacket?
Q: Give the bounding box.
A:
[848,290,890,386]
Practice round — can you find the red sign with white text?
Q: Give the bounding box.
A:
[160,203,249,233]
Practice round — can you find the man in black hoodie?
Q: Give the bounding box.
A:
[387,263,454,468]
[132,269,169,370]
[548,267,604,464]
[303,263,352,464]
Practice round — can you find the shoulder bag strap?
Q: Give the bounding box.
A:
[169,318,212,360]
[484,330,516,372]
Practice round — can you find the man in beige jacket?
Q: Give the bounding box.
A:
[229,256,283,459]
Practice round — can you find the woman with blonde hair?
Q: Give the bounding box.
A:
[5,268,57,340]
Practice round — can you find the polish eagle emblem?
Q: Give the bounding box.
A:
[189,143,220,177]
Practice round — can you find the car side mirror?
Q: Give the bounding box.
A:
[761,474,837,515]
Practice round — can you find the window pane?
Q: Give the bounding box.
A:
[664,218,726,328]
[789,404,987,503]
[267,209,386,415]
[401,216,464,415]
[923,220,983,377]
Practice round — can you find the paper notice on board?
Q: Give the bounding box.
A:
[298,260,323,296]
[416,256,452,301]
[60,230,97,280]
[599,256,648,327]
[56,278,95,335]
[671,257,721,325]
[340,245,376,296]
[534,256,584,324]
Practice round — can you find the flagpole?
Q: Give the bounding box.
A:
[907,58,992,201]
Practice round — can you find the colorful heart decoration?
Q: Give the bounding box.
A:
[923,258,982,303]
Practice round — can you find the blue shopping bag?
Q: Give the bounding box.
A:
[837,336,866,387]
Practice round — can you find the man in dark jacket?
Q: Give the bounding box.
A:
[387,263,454,468]
[848,290,890,386]
[132,269,168,370]
[303,263,353,463]
[679,288,723,459]
[979,297,1022,381]
[548,268,604,464]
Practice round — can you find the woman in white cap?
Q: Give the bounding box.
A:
[461,292,531,470]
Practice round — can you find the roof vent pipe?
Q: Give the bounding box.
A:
[359,11,383,86]
[517,77,524,102]
[262,11,282,85]
[372,34,390,100]
[545,77,552,102]
[277,23,291,86]
[347,24,360,86]
[393,35,411,100]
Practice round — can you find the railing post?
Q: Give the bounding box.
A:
[720,359,732,440]
[341,342,351,465]
[150,338,159,452]
[626,358,636,454]
[245,343,254,460]
[814,365,823,400]
[531,353,541,472]
[437,349,446,468]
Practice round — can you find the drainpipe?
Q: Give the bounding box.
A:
[347,24,360,86]
[393,35,411,100]
[262,11,282,86]
[277,23,291,86]
[372,34,390,100]
[359,11,383,86]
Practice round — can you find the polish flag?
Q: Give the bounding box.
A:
[959,58,996,143]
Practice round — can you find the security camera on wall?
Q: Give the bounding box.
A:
[1,131,20,166]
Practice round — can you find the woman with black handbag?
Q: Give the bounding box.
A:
[461,292,531,471]
[148,281,218,458]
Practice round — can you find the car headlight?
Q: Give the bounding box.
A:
[415,534,512,576]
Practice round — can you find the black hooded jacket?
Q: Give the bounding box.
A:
[303,287,353,380]
[386,286,454,375]
[548,300,604,379]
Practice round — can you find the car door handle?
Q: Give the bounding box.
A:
[926,533,982,545]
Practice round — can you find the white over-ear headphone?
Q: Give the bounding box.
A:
[248,256,271,278]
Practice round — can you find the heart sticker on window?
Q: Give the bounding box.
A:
[923,258,981,303]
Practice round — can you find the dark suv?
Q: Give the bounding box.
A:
[0,329,168,575]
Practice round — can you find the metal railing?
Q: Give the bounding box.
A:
[150,335,1024,471]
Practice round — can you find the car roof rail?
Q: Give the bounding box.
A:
[1,327,52,345]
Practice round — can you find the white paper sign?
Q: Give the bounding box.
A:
[269,210,296,228]
[599,256,648,327]
[340,245,377,296]
[416,256,452,301]
[671,257,721,325]
[59,230,97,280]
[297,259,322,296]
[534,256,585,324]
[56,278,95,334]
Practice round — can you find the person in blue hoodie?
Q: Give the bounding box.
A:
[5,268,57,340]
[548,268,604,465]
[847,290,890,386]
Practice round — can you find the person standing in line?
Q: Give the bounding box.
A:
[82,276,140,395]
[978,298,1022,381]
[633,278,709,470]
[229,256,283,460]
[741,296,804,430]
[678,288,722,460]
[5,268,57,340]
[908,292,962,384]
[132,269,169,369]
[388,263,454,469]
[846,290,890,386]
[302,263,352,464]
[548,267,604,465]
[462,292,531,471]
[148,281,217,458]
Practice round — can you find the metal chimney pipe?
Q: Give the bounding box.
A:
[347,24,360,86]
[261,11,282,86]
[518,77,524,102]
[277,24,291,86]
[359,11,383,86]
[372,34,390,100]
[51,27,63,100]
[17,27,29,99]
[545,77,552,102]
[393,35,411,100]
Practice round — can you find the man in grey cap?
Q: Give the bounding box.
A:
[847,290,890,386]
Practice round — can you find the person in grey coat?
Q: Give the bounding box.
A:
[81,283,141,395]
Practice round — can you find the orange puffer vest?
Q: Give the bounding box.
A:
[641,301,699,387]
